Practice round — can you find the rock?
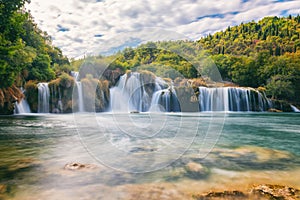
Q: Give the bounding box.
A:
[251,184,300,200]
[64,162,98,171]
[166,167,186,181]
[0,184,7,194]
[52,108,60,113]
[213,146,292,162]
[129,147,157,153]
[185,162,209,179]
[130,110,140,114]
[268,108,283,112]
[194,190,247,200]
[193,184,300,200]
[9,158,41,171]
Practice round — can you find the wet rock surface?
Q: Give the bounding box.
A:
[194,184,300,200]
[251,184,300,200]
[185,162,209,179]
[64,162,98,171]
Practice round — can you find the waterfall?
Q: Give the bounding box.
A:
[150,87,180,112]
[14,100,31,114]
[69,70,275,113]
[291,105,300,112]
[110,72,148,112]
[198,87,270,112]
[71,71,85,112]
[110,72,166,112]
[14,88,31,114]
[70,71,79,81]
[76,82,84,112]
[38,83,50,113]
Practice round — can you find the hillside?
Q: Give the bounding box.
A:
[198,15,300,103]
[99,16,300,104]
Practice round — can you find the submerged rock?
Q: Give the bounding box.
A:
[185,162,209,179]
[194,190,247,200]
[64,162,98,171]
[0,184,7,194]
[129,146,157,153]
[193,184,300,200]
[8,158,41,171]
[130,110,140,114]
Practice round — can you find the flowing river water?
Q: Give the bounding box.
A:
[0,113,299,199]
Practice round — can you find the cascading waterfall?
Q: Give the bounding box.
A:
[14,100,31,114]
[71,71,85,112]
[109,72,273,112]
[33,71,281,113]
[198,87,271,112]
[291,105,300,112]
[110,72,181,112]
[110,72,154,112]
[38,83,50,113]
[14,88,31,114]
[151,87,180,112]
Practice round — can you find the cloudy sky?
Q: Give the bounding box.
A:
[26,0,300,58]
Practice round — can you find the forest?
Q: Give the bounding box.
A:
[1,0,300,114]
[104,15,300,104]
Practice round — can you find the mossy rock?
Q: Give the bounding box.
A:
[270,99,293,112]
[0,85,24,115]
[24,81,38,113]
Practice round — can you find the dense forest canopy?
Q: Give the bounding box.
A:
[0,0,69,89]
[98,16,300,103]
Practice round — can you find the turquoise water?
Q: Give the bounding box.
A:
[0,113,299,199]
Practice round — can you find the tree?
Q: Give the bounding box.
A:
[266,75,294,100]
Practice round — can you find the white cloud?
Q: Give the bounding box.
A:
[26,0,300,58]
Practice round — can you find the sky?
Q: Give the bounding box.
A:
[26,0,300,58]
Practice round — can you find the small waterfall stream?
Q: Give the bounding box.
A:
[38,83,50,113]
[14,100,31,114]
[291,105,300,112]
[151,87,180,112]
[71,71,85,112]
[14,88,31,114]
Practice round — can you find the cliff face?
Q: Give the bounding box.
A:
[0,86,23,115]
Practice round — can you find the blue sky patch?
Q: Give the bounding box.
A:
[57,25,70,32]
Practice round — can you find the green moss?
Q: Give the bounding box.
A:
[81,77,110,112]
[48,73,75,113]
[175,86,199,112]
[24,81,38,113]
[270,99,293,112]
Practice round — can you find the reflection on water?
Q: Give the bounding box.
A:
[0,113,299,199]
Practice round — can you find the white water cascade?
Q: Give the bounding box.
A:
[110,72,182,112]
[151,87,180,112]
[38,83,50,113]
[198,87,271,112]
[291,105,300,112]
[71,71,85,112]
[110,72,153,112]
[14,97,31,114]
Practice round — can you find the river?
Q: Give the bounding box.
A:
[0,113,299,199]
